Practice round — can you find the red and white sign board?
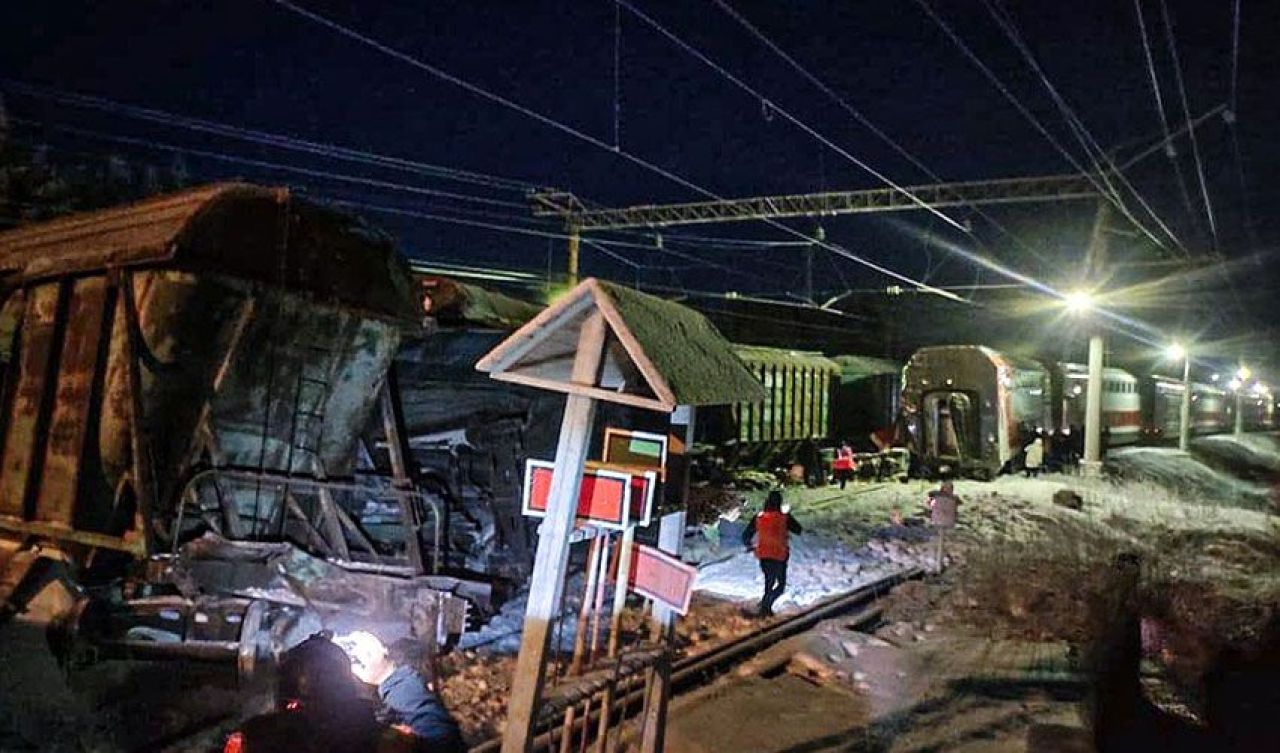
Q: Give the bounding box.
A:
[628,544,697,615]
[627,470,658,528]
[522,460,632,530]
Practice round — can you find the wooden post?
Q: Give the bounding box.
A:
[638,510,685,753]
[559,535,604,753]
[576,533,612,753]
[502,311,607,753]
[639,406,694,753]
[594,524,636,753]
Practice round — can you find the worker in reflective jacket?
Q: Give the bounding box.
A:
[832,443,856,489]
[742,490,803,617]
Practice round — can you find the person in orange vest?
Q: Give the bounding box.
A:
[741,490,803,617]
[832,442,856,490]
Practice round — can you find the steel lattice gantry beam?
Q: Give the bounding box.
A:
[531,173,1098,231]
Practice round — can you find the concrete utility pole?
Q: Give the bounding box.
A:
[1234,384,1245,436]
[566,224,581,287]
[1080,200,1109,472]
[804,225,824,302]
[1083,333,1105,469]
[1178,354,1192,452]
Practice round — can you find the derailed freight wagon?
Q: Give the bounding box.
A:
[393,274,561,581]
[900,345,1051,479]
[0,184,484,673]
[693,346,839,473]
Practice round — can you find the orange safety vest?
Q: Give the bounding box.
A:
[755,511,790,561]
[833,448,855,472]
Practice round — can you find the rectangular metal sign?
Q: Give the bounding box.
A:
[628,543,697,615]
[522,459,631,530]
[602,427,669,479]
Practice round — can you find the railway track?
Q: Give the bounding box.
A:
[137,567,920,752]
[470,565,921,753]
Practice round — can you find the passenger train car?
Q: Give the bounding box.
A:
[901,345,1275,478]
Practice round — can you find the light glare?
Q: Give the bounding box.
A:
[1064,289,1094,315]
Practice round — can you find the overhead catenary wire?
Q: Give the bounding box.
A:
[1229,0,1242,116]
[980,0,1189,257]
[0,79,536,193]
[912,0,1181,258]
[267,0,1206,349]
[4,119,804,286]
[1157,0,1218,250]
[265,0,968,303]
[1130,0,1201,231]
[7,116,529,210]
[315,196,783,290]
[709,0,1061,270]
[1223,0,1257,250]
[612,0,971,236]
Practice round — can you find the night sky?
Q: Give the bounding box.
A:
[2,0,1277,368]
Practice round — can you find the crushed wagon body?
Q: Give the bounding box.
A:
[0,184,484,668]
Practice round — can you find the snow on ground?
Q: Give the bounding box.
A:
[692,533,900,610]
[1107,446,1273,510]
[458,571,591,654]
[1195,432,1280,475]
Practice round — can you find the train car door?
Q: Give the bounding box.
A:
[923,390,977,464]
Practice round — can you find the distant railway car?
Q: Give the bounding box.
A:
[900,345,1050,479]
[1239,389,1276,431]
[829,355,901,450]
[1139,375,1185,440]
[1191,383,1230,435]
[901,342,1276,478]
[1055,363,1141,447]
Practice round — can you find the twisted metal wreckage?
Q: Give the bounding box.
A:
[0,183,491,676]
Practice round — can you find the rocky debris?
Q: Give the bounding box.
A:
[788,650,839,683]
[863,537,943,570]
[686,483,745,525]
[438,651,514,743]
[1053,489,1084,510]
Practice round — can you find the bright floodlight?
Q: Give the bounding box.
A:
[1237,365,1252,381]
[1065,289,1094,315]
[1166,342,1186,361]
[1228,378,1242,391]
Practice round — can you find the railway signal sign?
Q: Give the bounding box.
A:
[522,460,632,530]
[628,543,697,616]
[602,427,669,479]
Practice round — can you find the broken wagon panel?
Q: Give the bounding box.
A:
[0,183,418,558]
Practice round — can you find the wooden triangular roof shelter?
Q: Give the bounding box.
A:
[476,278,765,411]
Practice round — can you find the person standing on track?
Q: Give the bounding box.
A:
[742,490,803,617]
[925,481,961,574]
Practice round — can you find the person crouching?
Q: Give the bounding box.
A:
[742,490,803,617]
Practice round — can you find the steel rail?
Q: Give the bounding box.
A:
[469,565,921,752]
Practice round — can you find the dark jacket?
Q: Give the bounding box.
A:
[378,667,465,752]
[234,667,462,753]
